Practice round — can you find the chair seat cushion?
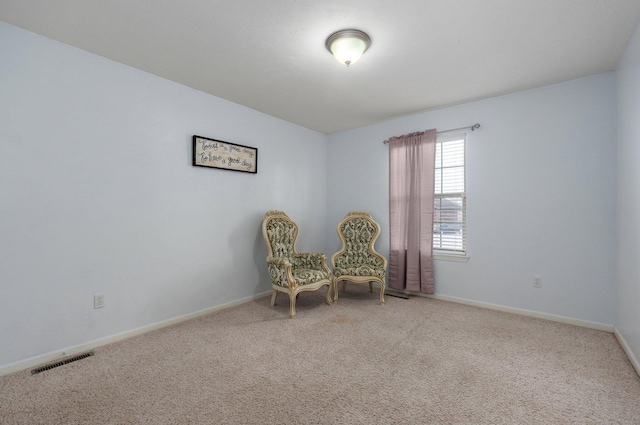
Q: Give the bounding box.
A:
[334,266,385,278]
[293,268,331,286]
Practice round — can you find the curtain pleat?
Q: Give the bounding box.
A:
[388,129,436,294]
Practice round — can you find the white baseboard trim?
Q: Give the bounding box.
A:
[4,290,628,378]
[428,293,640,377]
[419,293,615,333]
[614,328,640,378]
[0,291,271,377]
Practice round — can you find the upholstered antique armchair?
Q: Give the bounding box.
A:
[262,210,333,318]
[332,211,388,304]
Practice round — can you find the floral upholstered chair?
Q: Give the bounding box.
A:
[262,210,333,318]
[332,211,387,304]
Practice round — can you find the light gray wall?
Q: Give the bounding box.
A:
[0,22,328,368]
[327,73,617,326]
[616,21,640,367]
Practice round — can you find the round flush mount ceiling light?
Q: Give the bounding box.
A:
[325,29,371,67]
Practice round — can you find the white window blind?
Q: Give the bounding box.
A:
[434,133,466,255]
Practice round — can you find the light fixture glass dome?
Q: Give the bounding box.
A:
[326,29,371,67]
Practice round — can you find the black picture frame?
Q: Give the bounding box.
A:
[192,135,258,174]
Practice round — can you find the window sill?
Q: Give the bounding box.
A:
[434,253,469,262]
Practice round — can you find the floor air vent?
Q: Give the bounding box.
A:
[31,351,95,375]
[386,291,410,299]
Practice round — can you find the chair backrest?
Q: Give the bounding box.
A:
[334,211,387,270]
[262,210,299,260]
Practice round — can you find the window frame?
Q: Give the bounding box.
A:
[433,132,468,261]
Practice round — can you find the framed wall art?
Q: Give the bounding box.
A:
[192,135,258,174]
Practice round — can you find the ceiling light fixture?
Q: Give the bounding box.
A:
[325,29,371,67]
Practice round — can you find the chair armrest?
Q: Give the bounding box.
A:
[294,252,331,274]
[266,256,295,288]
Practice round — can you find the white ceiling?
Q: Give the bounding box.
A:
[2,1,640,134]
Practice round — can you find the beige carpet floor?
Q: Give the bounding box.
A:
[2,284,640,424]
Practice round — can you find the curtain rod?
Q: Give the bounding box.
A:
[383,123,481,144]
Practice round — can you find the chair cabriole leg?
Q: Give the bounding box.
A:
[289,292,297,318]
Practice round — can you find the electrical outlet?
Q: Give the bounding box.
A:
[533,276,542,288]
[94,293,105,309]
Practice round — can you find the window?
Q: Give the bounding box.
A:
[433,133,466,257]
